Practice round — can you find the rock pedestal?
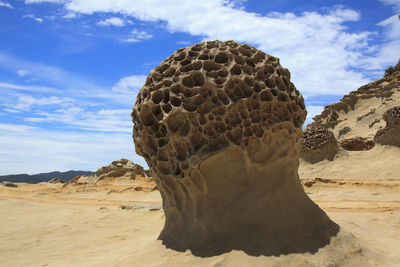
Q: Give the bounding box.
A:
[131,40,338,256]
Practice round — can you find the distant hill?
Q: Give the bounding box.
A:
[0,170,94,184]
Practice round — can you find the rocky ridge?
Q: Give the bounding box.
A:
[308,71,400,142]
[69,159,151,185]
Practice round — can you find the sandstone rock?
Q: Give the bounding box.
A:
[132,40,338,256]
[309,71,400,131]
[302,127,338,163]
[338,126,351,137]
[374,106,400,146]
[340,137,375,151]
[48,178,66,184]
[95,159,146,179]
[69,159,148,184]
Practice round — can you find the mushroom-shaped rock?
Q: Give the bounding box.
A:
[131,40,338,256]
[302,126,338,163]
[374,106,400,146]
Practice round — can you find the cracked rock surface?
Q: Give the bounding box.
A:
[131,40,338,256]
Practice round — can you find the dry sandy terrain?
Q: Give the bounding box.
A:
[0,175,399,267]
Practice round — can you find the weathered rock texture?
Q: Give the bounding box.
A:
[309,71,400,141]
[70,159,148,184]
[302,127,338,163]
[48,178,66,184]
[340,137,375,151]
[374,106,400,146]
[131,40,338,256]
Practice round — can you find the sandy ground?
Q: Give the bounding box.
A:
[0,176,399,267]
[299,144,400,180]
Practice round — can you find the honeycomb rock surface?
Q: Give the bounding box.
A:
[374,106,400,146]
[131,40,338,256]
[302,127,338,163]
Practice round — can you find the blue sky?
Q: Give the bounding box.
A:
[0,0,399,174]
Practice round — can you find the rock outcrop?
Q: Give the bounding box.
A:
[374,106,400,146]
[340,137,375,151]
[48,178,66,184]
[70,159,148,184]
[131,40,338,256]
[308,71,400,141]
[302,127,338,163]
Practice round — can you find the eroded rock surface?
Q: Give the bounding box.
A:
[131,40,338,256]
[340,137,375,151]
[374,106,400,146]
[48,178,66,184]
[302,127,338,163]
[70,159,148,184]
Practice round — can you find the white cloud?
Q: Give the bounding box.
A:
[45,0,376,96]
[360,15,400,71]
[112,74,146,94]
[97,17,125,27]
[380,0,400,12]
[0,123,38,132]
[0,126,145,174]
[176,41,192,46]
[0,82,57,92]
[12,95,73,111]
[16,69,30,77]
[123,29,153,43]
[0,1,13,8]
[63,12,76,19]
[304,105,324,127]
[23,14,44,23]
[25,106,132,132]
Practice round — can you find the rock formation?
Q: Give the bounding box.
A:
[70,159,148,184]
[308,71,400,141]
[302,127,338,163]
[131,40,338,256]
[374,106,400,146]
[48,178,66,184]
[340,137,375,151]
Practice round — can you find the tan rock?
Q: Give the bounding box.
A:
[132,40,338,256]
[302,127,338,163]
[340,137,375,151]
[374,106,400,146]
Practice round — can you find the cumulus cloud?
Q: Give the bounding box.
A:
[0,1,13,8]
[35,0,380,96]
[97,17,126,27]
[123,29,153,43]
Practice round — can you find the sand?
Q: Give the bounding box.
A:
[299,144,400,180]
[0,177,399,267]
